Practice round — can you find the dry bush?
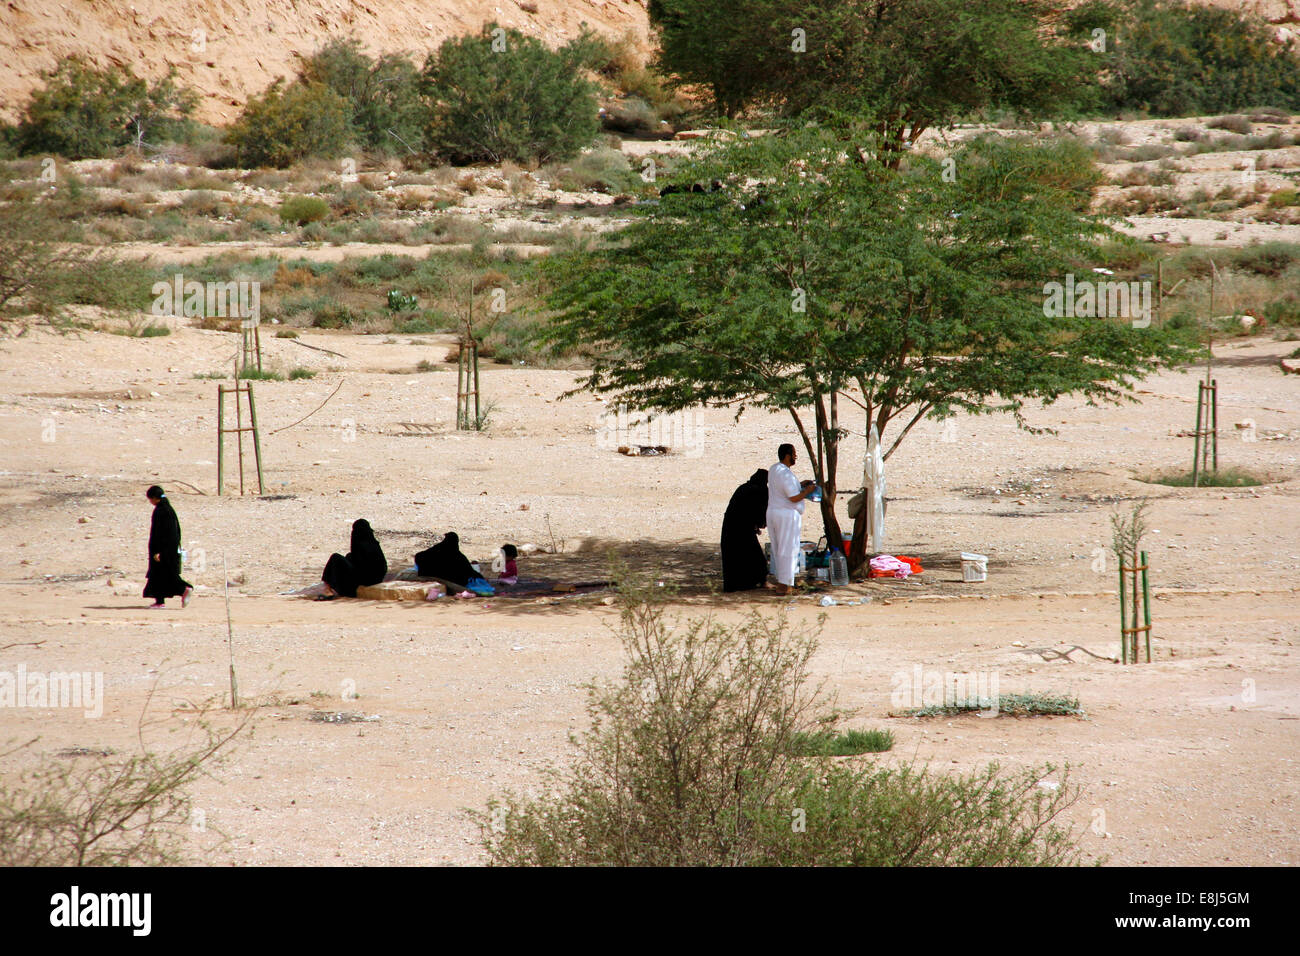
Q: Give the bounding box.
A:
[477,579,1084,867]
[1208,114,1252,135]
[473,269,509,293]
[0,691,252,866]
[273,263,316,288]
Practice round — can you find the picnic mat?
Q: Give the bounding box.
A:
[351,568,613,601]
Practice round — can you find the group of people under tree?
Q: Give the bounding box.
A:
[721,442,819,596]
[141,441,811,607]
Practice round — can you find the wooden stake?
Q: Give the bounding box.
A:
[1140,550,1153,663]
[216,386,225,496]
[1118,561,1128,665]
[223,553,239,709]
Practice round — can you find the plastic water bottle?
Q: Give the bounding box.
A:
[808,484,823,502]
[829,547,849,586]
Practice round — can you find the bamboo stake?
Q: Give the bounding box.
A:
[1192,384,1203,488]
[1210,380,1218,473]
[1130,546,1141,665]
[216,386,225,496]
[235,381,245,496]
[223,553,239,709]
[1141,550,1153,663]
[247,383,265,495]
[472,344,481,430]
[1118,561,1128,665]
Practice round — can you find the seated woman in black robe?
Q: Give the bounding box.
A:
[143,485,192,609]
[720,469,770,593]
[321,519,388,599]
[414,531,478,587]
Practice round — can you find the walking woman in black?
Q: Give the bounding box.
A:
[144,485,192,609]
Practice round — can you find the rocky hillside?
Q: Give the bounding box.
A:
[0,0,652,124]
[1,0,1298,126]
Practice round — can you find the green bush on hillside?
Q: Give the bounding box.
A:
[10,58,196,159]
[421,23,600,164]
[226,79,353,168]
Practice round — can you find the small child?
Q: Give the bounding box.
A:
[497,544,519,585]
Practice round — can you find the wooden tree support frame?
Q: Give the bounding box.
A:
[1192,379,1218,487]
[1118,549,1153,664]
[456,340,481,431]
[239,319,262,375]
[217,382,265,496]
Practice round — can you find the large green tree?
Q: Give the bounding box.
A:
[539,127,1197,572]
[649,0,1094,154]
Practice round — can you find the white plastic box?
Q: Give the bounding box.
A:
[961,552,988,582]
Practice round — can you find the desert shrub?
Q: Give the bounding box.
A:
[1264,295,1300,327]
[310,303,362,328]
[601,97,671,138]
[328,185,381,218]
[420,23,600,164]
[279,195,331,225]
[298,38,424,155]
[1208,114,1253,134]
[1074,0,1300,116]
[1268,188,1299,208]
[1173,126,1204,142]
[752,761,1082,866]
[226,79,353,168]
[349,253,406,284]
[1,197,155,318]
[12,57,196,158]
[477,582,1084,866]
[0,701,248,866]
[788,728,894,756]
[545,147,640,194]
[1229,242,1300,277]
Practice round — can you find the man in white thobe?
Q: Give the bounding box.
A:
[767,442,817,594]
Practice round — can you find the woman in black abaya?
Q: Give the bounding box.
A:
[414,531,478,587]
[721,469,770,592]
[144,485,192,609]
[321,519,388,599]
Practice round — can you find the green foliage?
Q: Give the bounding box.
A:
[1070,0,1300,115]
[539,126,1198,560]
[752,762,1084,866]
[278,195,331,225]
[288,366,317,379]
[905,693,1085,718]
[420,23,601,164]
[12,57,196,158]
[546,147,641,194]
[226,79,353,168]
[387,289,419,312]
[299,38,424,155]
[238,367,283,380]
[788,728,894,756]
[477,585,1083,866]
[650,0,1094,140]
[1145,467,1264,487]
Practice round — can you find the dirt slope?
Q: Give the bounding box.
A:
[0,0,652,124]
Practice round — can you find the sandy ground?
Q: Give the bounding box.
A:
[0,325,1297,865]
